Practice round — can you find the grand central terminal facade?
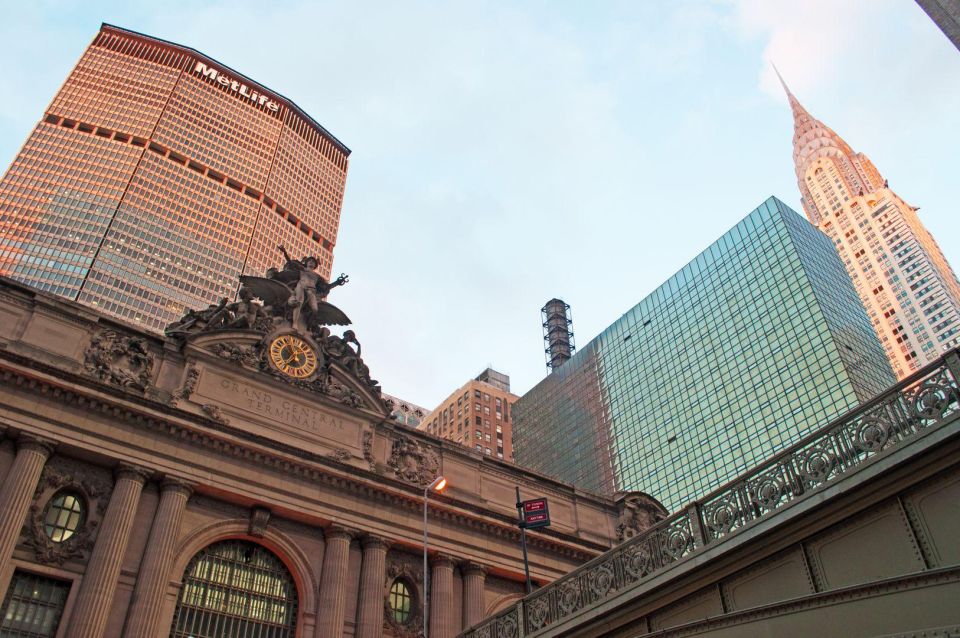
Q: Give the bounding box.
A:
[0,273,665,637]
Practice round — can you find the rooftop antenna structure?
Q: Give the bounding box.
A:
[542,298,575,371]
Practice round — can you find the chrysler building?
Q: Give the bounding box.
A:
[780,70,960,378]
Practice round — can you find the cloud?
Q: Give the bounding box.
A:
[732,0,889,102]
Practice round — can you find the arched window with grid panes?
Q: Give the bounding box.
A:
[169,539,298,637]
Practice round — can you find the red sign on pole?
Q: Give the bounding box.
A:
[522,498,550,529]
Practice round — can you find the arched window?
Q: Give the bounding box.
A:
[170,540,298,637]
[388,579,414,624]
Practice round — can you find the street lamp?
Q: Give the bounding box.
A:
[423,475,447,638]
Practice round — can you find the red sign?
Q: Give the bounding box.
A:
[522,498,551,528]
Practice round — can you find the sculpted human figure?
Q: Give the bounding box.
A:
[340,330,371,381]
[276,245,347,330]
[165,298,228,336]
[224,286,270,329]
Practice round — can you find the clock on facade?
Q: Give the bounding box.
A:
[268,335,319,379]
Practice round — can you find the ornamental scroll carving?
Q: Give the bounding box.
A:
[172,365,200,403]
[387,436,440,486]
[210,342,260,369]
[23,458,112,565]
[615,492,669,542]
[384,551,424,636]
[83,329,154,392]
[201,403,229,425]
[248,506,271,538]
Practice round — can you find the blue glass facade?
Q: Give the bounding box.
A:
[512,197,896,511]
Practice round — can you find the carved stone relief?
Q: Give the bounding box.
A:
[387,436,440,486]
[384,550,424,636]
[172,365,201,404]
[326,448,352,463]
[83,329,154,392]
[22,457,112,565]
[201,403,229,425]
[615,492,669,542]
[249,506,271,538]
[362,430,376,471]
[209,342,261,369]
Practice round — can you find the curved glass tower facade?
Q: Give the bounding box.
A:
[0,25,349,331]
[513,197,896,511]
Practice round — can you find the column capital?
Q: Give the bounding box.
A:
[431,553,456,568]
[17,433,56,458]
[361,533,391,551]
[160,476,194,499]
[115,464,150,485]
[325,524,359,542]
[460,561,488,577]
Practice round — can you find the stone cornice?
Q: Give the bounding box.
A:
[379,420,614,508]
[0,351,607,562]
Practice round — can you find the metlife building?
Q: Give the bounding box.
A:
[0,25,349,330]
[512,197,896,511]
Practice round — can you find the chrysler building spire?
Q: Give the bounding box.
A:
[778,68,960,378]
[775,67,882,224]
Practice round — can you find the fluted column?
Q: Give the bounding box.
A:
[67,465,149,638]
[461,562,487,629]
[356,534,390,638]
[429,554,456,638]
[0,434,55,570]
[123,477,193,638]
[317,525,356,638]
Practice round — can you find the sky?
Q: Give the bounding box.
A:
[1,1,958,409]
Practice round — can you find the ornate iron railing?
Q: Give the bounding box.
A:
[469,601,522,638]
[460,351,960,638]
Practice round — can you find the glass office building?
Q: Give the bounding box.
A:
[0,25,349,331]
[512,197,896,511]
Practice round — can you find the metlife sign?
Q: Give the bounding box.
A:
[193,61,280,112]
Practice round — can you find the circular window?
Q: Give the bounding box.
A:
[388,579,414,624]
[43,492,85,543]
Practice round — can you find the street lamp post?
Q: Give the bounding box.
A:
[423,475,447,638]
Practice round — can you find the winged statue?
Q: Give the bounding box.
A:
[239,245,350,332]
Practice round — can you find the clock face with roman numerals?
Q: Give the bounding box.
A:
[268,335,319,379]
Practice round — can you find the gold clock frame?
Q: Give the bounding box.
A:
[267,334,320,379]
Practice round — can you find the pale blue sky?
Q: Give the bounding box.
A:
[1,1,958,407]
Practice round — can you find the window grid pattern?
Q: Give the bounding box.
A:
[154,75,283,190]
[0,123,143,298]
[513,198,895,511]
[388,580,413,623]
[0,570,71,637]
[77,152,259,329]
[48,45,179,138]
[170,540,298,638]
[0,26,348,332]
[243,201,333,281]
[267,125,346,249]
[43,493,85,543]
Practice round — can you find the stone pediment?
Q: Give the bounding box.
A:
[164,247,390,418]
[179,328,390,417]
